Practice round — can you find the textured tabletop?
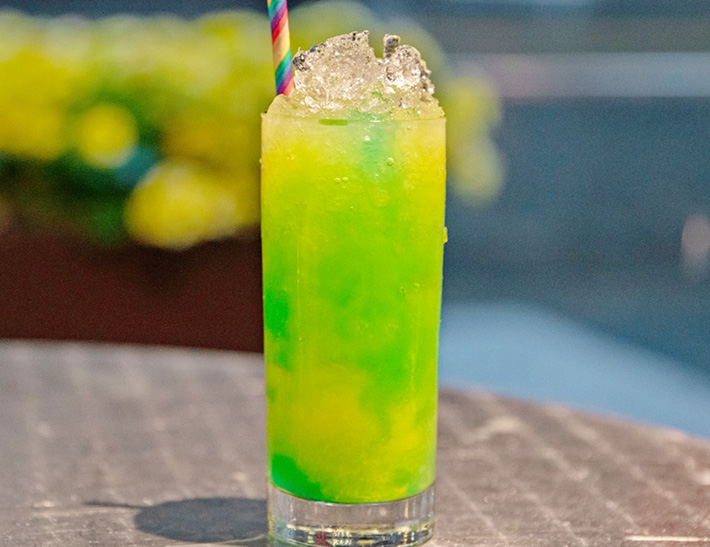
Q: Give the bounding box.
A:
[1,340,709,546]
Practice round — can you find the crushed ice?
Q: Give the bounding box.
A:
[267,31,444,120]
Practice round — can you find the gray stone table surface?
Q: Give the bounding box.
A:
[1,340,710,547]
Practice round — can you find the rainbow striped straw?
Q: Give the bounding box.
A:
[267,0,294,96]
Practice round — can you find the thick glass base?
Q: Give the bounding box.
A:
[267,483,434,547]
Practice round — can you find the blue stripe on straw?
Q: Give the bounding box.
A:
[274,53,291,84]
[277,78,291,95]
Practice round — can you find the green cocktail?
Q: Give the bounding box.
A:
[261,31,445,547]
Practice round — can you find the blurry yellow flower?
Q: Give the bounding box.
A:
[0,42,79,108]
[442,77,501,133]
[226,168,260,229]
[124,161,258,250]
[75,103,138,168]
[162,112,258,173]
[449,133,505,203]
[162,115,222,165]
[0,104,65,160]
[198,11,271,64]
[41,16,95,93]
[0,14,93,163]
[95,15,233,107]
[440,77,505,203]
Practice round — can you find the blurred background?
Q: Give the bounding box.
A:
[0,0,709,437]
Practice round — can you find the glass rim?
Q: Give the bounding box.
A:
[261,111,446,124]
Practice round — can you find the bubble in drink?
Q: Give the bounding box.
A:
[267,31,444,120]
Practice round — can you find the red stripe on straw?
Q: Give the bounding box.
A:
[271,11,287,41]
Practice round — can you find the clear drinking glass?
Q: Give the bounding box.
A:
[261,112,446,547]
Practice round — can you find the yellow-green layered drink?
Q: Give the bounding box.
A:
[261,31,445,547]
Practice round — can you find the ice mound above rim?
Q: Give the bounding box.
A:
[266,31,444,120]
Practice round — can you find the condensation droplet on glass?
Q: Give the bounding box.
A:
[386,157,395,166]
[364,135,371,142]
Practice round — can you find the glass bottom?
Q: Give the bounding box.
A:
[267,482,435,547]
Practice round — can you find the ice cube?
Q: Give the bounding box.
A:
[267,31,443,120]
